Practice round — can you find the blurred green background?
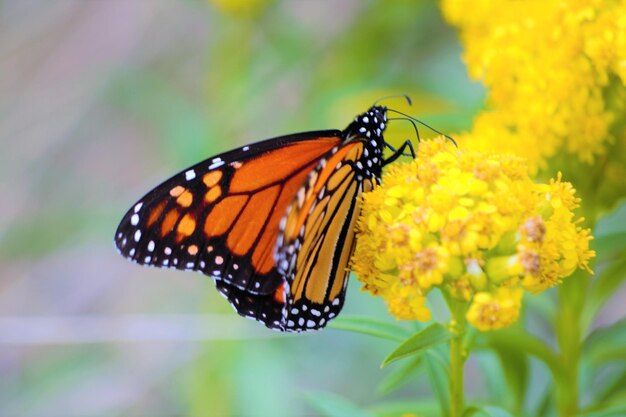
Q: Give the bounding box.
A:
[0,1,489,416]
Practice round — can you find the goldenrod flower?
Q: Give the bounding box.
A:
[352,138,594,330]
[466,287,524,331]
[441,0,626,173]
[209,0,271,18]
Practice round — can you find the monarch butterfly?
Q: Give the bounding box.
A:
[115,100,426,332]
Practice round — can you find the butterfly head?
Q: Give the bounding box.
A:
[343,105,388,179]
[346,104,387,135]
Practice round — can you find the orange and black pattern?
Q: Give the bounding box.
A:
[115,105,391,332]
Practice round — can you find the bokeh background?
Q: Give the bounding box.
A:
[0,0,536,416]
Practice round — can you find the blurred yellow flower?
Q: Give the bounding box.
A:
[466,287,524,331]
[440,0,626,173]
[209,0,271,18]
[352,138,594,330]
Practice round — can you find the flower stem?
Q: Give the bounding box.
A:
[449,299,467,417]
[555,275,585,417]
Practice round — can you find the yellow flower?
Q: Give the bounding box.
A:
[209,0,271,18]
[352,138,594,331]
[466,287,524,332]
[387,283,432,322]
[441,0,626,175]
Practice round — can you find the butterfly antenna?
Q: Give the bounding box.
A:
[373,94,412,107]
[387,109,457,147]
[388,117,421,142]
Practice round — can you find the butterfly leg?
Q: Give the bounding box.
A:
[384,140,415,165]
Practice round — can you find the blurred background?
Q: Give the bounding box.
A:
[0,1,484,416]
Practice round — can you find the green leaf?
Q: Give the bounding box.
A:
[377,356,422,395]
[424,348,450,417]
[525,291,557,326]
[481,328,559,375]
[329,316,411,342]
[474,352,508,404]
[593,203,626,260]
[530,388,554,417]
[586,364,626,408]
[369,399,440,417]
[304,392,374,417]
[579,405,626,417]
[463,405,515,417]
[582,257,626,330]
[584,317,626,365]
[495,348,527,413]
[381,323,453,367]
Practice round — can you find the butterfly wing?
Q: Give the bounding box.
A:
[213,141,374,331]
[278,140,377,331]
[116,105,389,332]
[115,130,343,296]
[214,107,388,332]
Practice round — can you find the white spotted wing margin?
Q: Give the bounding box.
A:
[114,129,342,298]
[273,140,376,332]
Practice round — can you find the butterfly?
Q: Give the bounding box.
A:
[115,102,418,332]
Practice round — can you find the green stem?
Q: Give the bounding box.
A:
[449,299,467,417]
[555,275,586,417]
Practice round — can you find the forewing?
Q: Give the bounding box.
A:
[115,131,342,296]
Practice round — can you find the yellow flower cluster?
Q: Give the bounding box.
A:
[352,138,594,331]
[209,0,270,18]
[440,0,626,171]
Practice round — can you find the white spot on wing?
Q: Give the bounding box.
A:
[209,160,224,170]
[147,241,155,252]
[134,203,143,213]
[134,230,141,242]
[185,169,196,181]
[130,214,139,226]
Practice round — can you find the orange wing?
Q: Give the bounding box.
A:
[117,104,392,332]
[115,131,343,296]
[213,105,390,332]
[276,141,376,331]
